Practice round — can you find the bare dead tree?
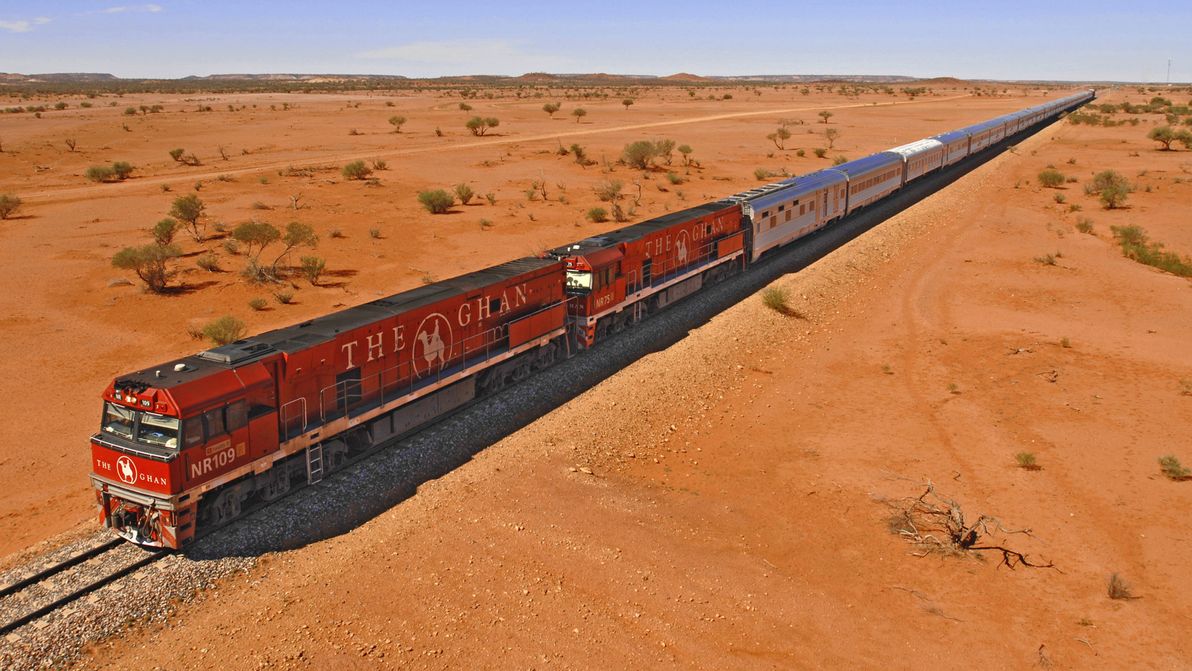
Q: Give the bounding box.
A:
[290,192,303,211]
[890,482,1055,570]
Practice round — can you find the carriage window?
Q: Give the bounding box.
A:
[490,297,502,314]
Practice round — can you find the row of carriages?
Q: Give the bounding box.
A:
[727,90,1096,259]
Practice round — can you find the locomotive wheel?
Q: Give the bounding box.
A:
[211,490,242,525]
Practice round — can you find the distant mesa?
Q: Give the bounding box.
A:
[912,76,969,86]
[664,72,710,82]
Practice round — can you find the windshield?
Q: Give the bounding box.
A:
[565,270,592,293]
[101,402,180,449]
[102,402,135,440]
[137,411,180,448]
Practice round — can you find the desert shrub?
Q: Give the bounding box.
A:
[542,102,560,117]
[152,218,180,245]
[365,227,380,239]
[766,126,792,149]
[677,144,693,166]
[169,194,206,241]
[1110,224,1192,277]
[0,194,21,219]
[1148,125,1178,150]
[109,161,134,180]
[818,110,833,123]
[418,189,454,214]
[1159,455,1191,480]
[1037,168,1066,188]
[796,149,806,157]
[299,255,326,285]
[85,165,116,183]
[571,108,587,123]
[124,106,137,116]
[761,286,799,316]
[1015,452,1041,471]
[479,218,494,230]
[1087,170,1132,209]
[1054,193,1066,204]
[274,290,294,305]
[196,253,220,271]
[832,155,848,165]
[371,159,388,171]
[1075,217,1095,234]
[458,102,472,111]
[666,171,683,185]
[341,160,372,180]
[465,116,499,136]
[248,297,268,311]
[622,98,634,110]
[1034,253,1058,266]
[111,243,181,293]
[586,207,608,223]
[753,167,773,180]
[202,315,247,345]
[388,115,407,132]
[454,183,475,205]
[485,192,496,205]
[232,220,281,260]
[813,147,827,158]
[623,140,659,169]
[1107,573,1133,600]
[329,228,345,239]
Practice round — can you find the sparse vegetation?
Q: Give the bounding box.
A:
[766,126,791,150]
[112,243,182,293]
[1075,217,1095,234]
[454,183,475,205]
[1086,170,1133,209]
[824,127,840,149]
[465,116,499,136]
[1107,573,1134,600]
[818,110,834,124]
[814,147,827,159]
[85,165,116,183]
[622,98,634,110]
[248,297,268,311]
[196,253,220,272]
[369,227,382,239]
[760,286,801,317]
[418,189,454,214]
[571,108,587,123]
[0,194,22,219]
[341,160,373,180]
[586,207,608,223]
[542,102,561,117]
[388,115,407,133]
[1015,452,1041,471]
[1110,224,1192,277]
[168,194,206,242]
[152,218,180,245]
[201,315,247,346]
[299,255,326,285]
[1147,125,1178,150]
[1158,455,1191,481]
[832,155,848,165]
[1037,168,1066,188]
[274,290,294,305]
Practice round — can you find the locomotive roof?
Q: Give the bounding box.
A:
[116,256,560,388]
[550,199,735,255]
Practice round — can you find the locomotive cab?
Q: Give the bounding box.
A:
[91,354,280,548]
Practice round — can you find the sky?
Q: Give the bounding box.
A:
[0,1,1189,82]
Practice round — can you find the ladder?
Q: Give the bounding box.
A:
[306,443,324,485]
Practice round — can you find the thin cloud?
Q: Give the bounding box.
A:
[0,16,50,32]
[95,4,163,14]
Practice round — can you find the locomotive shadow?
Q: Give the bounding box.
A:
[183,124,1043,560]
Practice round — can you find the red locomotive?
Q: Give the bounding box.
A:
[91,257,567,547]
[548,200,745,348]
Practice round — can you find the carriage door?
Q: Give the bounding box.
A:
[822,191,829,223]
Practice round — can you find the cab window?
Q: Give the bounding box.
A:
[182,417,204,447]
[226,401,248,432]
[204,407,226,437]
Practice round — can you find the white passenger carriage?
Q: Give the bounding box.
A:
[829,152,904,215]
[728,170,848,260]
[887,138,945,185]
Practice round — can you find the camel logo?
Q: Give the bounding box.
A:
[412,313,454,376]
[116,455,138,485]
[675,231,691,266]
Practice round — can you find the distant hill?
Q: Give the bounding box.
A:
[0,72,118,82]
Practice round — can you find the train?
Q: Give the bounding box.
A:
[91,90,1095,548]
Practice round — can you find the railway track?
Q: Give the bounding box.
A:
[0,538,165,637]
